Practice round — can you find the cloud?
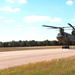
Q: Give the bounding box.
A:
[6,0,27,4]
[6,0,15,3]
[0,6,21,12]
[0,16,4,19]
[66,0,74,5]
[4,19,16,23]
[50,17,62,23]
[71,19,75,22]
[28,26,37,30]
[18,0,27,4]
[23,15,51,23]
[14,24,23,31]
[23,15,62,23]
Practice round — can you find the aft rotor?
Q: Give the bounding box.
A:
[68,23,75,36]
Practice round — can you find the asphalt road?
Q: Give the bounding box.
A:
[0,48,75,69]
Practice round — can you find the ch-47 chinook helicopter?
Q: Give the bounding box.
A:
[42,23,75,49]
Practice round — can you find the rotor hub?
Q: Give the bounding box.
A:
[59,28,64,33]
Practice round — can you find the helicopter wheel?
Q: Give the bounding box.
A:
[62,45,70,49]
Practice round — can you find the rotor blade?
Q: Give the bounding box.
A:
[65,29,72,30]
[42,25,59,29]
[68,23,75,29]
[42,25,71,29]
[62,26,70,28]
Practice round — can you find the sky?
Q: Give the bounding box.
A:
[0,0,75,42]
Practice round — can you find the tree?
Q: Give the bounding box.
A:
[0,42,2,47]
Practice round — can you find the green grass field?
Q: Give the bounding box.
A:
[0,56,75,75]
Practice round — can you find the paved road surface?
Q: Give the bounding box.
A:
[0,48,75,69]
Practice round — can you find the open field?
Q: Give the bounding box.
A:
[0,46,62,52]
[0,46,75,75]
[0,56,75,75]
[0,45,75,52]
[0,48,75,69]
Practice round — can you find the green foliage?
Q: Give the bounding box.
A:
[0,40,64,47]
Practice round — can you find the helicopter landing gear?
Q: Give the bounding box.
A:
[62,45,70,49]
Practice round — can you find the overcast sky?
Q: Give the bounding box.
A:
[0,0,75,42]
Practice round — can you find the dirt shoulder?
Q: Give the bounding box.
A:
[0,46,75,52]
[0,46,62,52]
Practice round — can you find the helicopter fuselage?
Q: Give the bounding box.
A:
[43,23,75,45]
[57,32,75,44]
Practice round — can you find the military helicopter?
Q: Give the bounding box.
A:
[42,23,75,48]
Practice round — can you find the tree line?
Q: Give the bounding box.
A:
[0,40,65,47]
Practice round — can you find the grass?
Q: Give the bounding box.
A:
[0,45,75,52]
[0,56,75,75]
[0,46,62,52]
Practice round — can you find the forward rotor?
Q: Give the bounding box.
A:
[42,25,70,29]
